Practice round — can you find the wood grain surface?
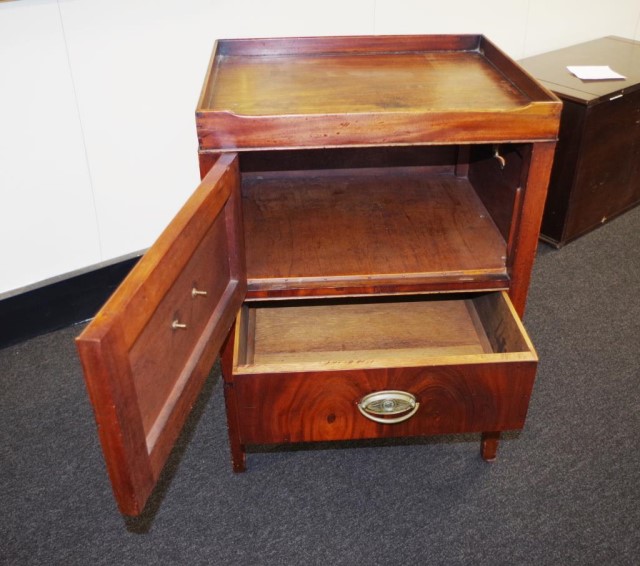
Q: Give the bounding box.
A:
[235,292,535,374]
[197,35,561,149]
[76,154,246,515]
[242,167,508,294]
[233,362,537,444]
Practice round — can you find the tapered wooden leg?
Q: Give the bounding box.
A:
[481,431,501,462]
[223,381,247,472]
[221,324,247,473]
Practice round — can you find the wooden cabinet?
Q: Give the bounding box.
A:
[76,35,561,516]
[521,36,640,247]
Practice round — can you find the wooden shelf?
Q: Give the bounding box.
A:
[242,167,508,295]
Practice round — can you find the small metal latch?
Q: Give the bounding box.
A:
[171,320,187,330]
[191,287,208,298]
[493,145,506,169]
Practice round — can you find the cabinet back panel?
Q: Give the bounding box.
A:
[240,146,458,173]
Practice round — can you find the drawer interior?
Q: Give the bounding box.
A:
[233,291,536,374]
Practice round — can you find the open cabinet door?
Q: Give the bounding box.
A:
[76,153,245,516]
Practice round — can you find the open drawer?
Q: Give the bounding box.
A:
[228,291,537,450]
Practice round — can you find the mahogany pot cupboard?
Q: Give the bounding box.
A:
[76,35,561,516]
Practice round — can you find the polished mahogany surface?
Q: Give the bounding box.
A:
[231,293,536,445]
[76,155,246,515]
[197,35,560,149]
[242,167,509,295]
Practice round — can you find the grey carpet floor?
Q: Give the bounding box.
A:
[2,208,639,566]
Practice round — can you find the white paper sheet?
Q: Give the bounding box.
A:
[567,65,626,80]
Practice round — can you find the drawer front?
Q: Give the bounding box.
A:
[234,361,536,444]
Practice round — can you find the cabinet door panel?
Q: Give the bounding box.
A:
[76,153,245,516]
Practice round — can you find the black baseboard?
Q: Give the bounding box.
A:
[0,257,141,350]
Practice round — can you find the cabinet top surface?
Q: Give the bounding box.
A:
[196,35,561,149]
[520,36,640,103]
[204,50,525,116]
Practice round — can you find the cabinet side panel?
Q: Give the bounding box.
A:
[508,141,557,317]
[540,99,587,244]
[468,144,526,243]
[198,151,222,180]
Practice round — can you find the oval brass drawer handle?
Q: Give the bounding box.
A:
[357,390,419,424]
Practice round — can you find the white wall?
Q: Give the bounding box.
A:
[2,0,640,297]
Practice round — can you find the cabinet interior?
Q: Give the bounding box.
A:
[239,144,528,297]
[233,292,535,374]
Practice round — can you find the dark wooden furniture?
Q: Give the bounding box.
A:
[76,35,561,516]
[521,36,640,247]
